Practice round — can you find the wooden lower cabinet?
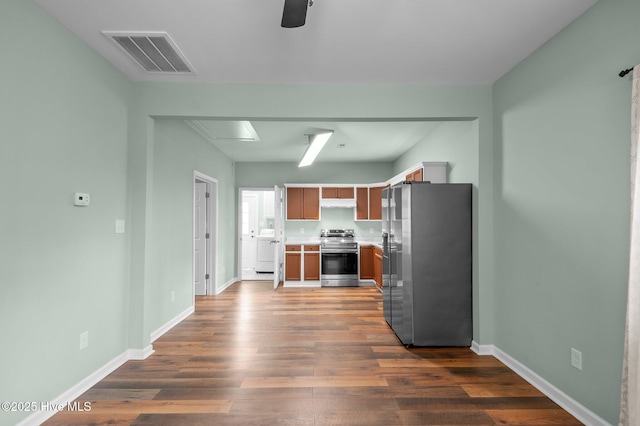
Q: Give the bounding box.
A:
[304,252,320,280]
[285,244,320,283]
[373,246,383,289]
[359,245,374,280]
[285,252,301,281]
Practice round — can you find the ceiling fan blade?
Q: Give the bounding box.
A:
[281,0,308,28]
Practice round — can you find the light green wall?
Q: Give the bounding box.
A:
[12,0,630,422]
[285,208,383,238]
[492,0,635,423]
[0,1,133,425]
[393,121,478,184]
[149,120,236,332]
[235,161,393,187]
[132,85,494,346]
[9,0,632,423]
[236,161,392,239]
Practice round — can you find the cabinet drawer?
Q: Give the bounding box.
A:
[304,245,320,252]
[286,245,301,252]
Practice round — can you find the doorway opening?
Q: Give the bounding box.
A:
[239,189,276,281]
[193,171,218,297]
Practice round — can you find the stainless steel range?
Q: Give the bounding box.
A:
[320,229,358,287]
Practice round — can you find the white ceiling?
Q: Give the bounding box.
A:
[185,119,446,163]
[35,0,598,163]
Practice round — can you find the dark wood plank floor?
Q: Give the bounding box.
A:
[44,281,582,425]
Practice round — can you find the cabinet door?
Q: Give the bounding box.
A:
[360,245,374,279]
[285,252,301,281]
[287,187,319,220]
[286,187,304,220]
[356,187,369,220]
[303,252,320,280]
[338,187,354,198]
[322,187,354,199]
[321,187,338,198]
[373,247,383,289]
[406,168,424,182]
[302,187,320,219]
[369,186,383,220]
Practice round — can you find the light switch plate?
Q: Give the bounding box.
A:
[115,220,125,234]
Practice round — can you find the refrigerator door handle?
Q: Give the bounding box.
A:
[382,232,389,255]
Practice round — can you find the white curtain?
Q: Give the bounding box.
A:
[620,65,640,426]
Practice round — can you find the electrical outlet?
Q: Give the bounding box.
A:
[571,348,582,370]
[300,228,305,234]
[80,331,89,350]
[170,291,175,302]
[115,220,125,234]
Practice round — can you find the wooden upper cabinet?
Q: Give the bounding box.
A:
[406,168,424,182]
[356,187,369,220]
[287,187,320,220]
[286,187,304,219]
[302,187,320,220]
[369,186,384,220]
[322,187,354,199]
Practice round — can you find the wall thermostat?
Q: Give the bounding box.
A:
[74,192,90,206]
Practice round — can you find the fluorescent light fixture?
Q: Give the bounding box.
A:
[298,131,333,167]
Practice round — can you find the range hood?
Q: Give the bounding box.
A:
[320,198,357,209]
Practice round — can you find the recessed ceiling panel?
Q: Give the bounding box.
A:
[184,119,450,163]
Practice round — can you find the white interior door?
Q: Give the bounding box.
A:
[194,182,207,295]
[241,193,258,276]
[273,185,284,289]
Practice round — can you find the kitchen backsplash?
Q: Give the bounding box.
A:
[284,207,382,238]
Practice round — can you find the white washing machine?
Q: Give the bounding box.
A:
[255,229,275,273]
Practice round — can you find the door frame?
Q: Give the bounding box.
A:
[193,171,218,299]
[241,192,259,276]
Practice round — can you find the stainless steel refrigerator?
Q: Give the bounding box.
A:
[382,181,472,346]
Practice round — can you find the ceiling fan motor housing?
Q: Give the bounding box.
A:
[281,0,309,28]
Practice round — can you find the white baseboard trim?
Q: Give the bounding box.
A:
[150,305,195,343]
[283,281,321,288]
[126,345,155,360]
[215,277,238,295]
[470,341,611,426]
[18,303,201,426]
[16,344,153,426]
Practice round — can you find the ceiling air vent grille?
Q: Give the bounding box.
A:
[103,31,193,73]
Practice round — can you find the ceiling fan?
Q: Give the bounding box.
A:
[281,0,313,28]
